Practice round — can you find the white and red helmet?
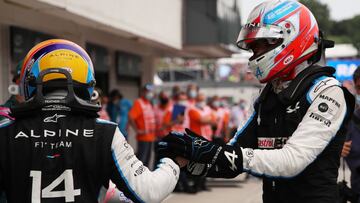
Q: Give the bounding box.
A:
[237,0,319,83]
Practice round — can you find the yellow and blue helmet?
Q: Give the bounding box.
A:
[20,39,95,101]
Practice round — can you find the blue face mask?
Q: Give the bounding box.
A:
[145,92,154,100]
[356,95,360,106]
[189,90,197,99]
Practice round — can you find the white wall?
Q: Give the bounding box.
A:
[34,0,183,49]
[0,0,174,102]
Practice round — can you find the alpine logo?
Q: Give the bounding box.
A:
[44,114,66,123]
[15,129,94,139]
[255,67,264,79]
[286,102,300,113]
[224,150,238,171]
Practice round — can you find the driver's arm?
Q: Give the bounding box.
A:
[198,86,347,179]
[109,128,179,203]
[241,86,347,177]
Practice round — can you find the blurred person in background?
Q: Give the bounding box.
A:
[107,90,132,138]
[1,60,24,108]
[171,85,181,102]
[219,97,231,141]
[229,99,248,137]
[154,91,172,166]
[186,84,199,106]
[158,1,355,202]
[107,90,122,123]
[188,92,216,191]
[163,91,189,133]
[162,92,196,193]
[342,66,360,202]
[209,95,230,145]
[118,92,132,138]
[128,84,156,167]
[188,92,216,141]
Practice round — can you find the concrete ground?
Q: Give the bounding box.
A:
[107,174,263,203]
[164,176,262,203]
[108,161,351,203]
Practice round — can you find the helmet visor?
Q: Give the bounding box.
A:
[236,24,284,50]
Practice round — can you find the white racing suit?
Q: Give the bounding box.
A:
[191,66,354,203]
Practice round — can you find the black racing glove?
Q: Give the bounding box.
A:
[158,129,221,164]
[158,128,244,178]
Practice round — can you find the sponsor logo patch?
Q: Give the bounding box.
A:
[44,114,66,123]
[309,112,331,127]
[286,102,300,113]
[319,95,340,108]
[318,103,329,112]
[245,149,254,158]
[134,165,146,177]
[284,55,294,65]
[258,137,288,149]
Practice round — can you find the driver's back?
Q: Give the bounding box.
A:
[0,110,115,203]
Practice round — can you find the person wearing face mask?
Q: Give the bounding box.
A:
[128,84,156,167]
[188,93,216,141]
[153,91,172,166]
[162,92,197,193]
[154,91,171,140]
[186,84,199,106]
[210,96,230,145]
[342,66,360,202]
[106,89,132,138]
[187,92,216,191]
[163,92,188,133]
[229,99,248,137]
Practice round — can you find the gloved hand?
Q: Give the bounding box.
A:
[158,129,222,165]
[158,128,244,178]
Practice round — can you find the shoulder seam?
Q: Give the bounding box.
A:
[96,118,118,126]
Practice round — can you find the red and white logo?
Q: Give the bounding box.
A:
[258,138,275,148]
[283,55,294,65]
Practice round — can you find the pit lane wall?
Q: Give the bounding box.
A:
[0,0,183,103]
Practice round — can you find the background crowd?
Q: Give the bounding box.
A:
[94,83,249,194]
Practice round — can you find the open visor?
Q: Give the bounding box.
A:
[236,24,284,50]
